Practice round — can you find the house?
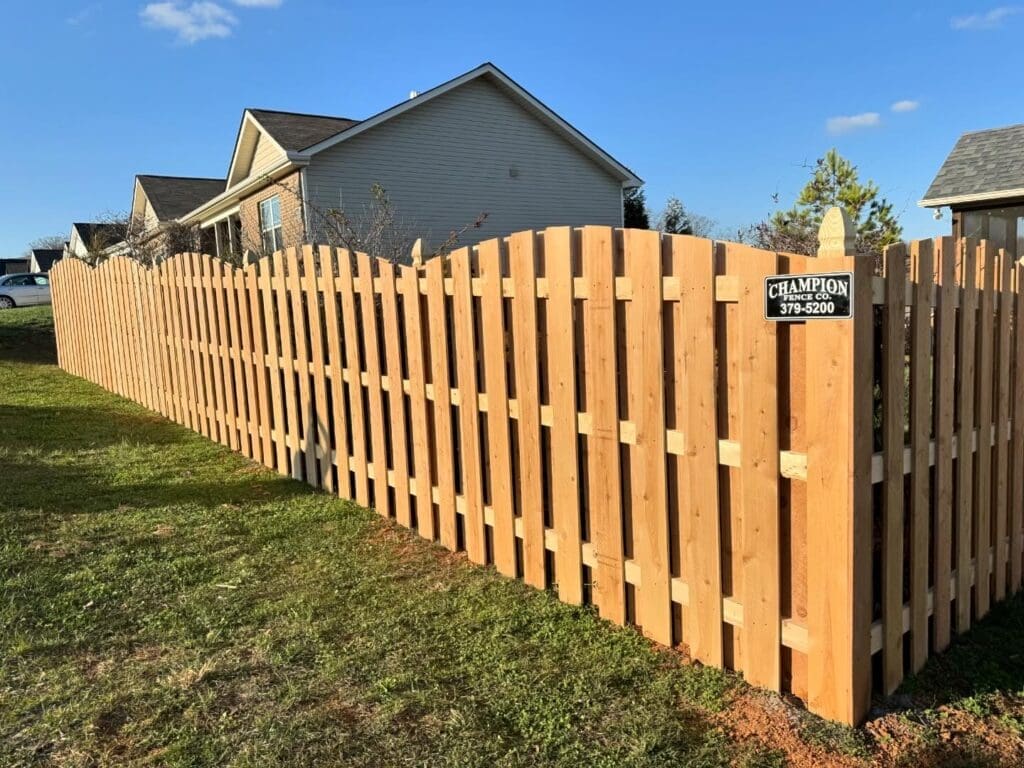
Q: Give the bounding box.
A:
[0,258,30,276]
[125,176,226,259]
[123,62,640,262]
[66,222,125,259]
[920,123,1024,258]
[29,248,64,272]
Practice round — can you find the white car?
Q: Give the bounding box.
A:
[0,273,51,308]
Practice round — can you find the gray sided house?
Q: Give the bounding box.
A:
[166,62,641,261]
[921,123,1024,258]
[0,258,30,276]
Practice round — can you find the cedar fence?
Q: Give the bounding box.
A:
[49,210,1024,725]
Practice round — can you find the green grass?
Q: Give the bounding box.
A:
[0,306,754,767]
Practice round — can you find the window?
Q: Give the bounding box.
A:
[33,276,49,286]
[259,196,283,254]
[5,275,33,286]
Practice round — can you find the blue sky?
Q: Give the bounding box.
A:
[1,1,1022,256]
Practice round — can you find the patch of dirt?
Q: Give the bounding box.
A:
[26,538,90,558]
[364,520,468,572]
[714,691,869,768]
[152,524,175,537]
[866,706,1024,767]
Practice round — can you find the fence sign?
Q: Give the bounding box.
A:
[764,271,853,321]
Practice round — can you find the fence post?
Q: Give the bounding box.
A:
[805,207,874,724]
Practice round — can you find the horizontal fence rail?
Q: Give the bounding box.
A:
[49,225,1024,724]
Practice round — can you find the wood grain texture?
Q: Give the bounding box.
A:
[582,226,625,624]
[509,230,546,588]
[932,237,957,651]
[908,240,933,673]
[478,239,517,575]
[734,242,781,690]
[544,227,584,603]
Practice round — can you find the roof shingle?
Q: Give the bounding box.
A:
[248,109,360,152]
[31,249,64,271]
[922,123,1024,205]
[137,175,226,220]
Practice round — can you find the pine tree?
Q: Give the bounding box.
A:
[623,186,650,229]
[759,148,902,255]
[658,197,692,235]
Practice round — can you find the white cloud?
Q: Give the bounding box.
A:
[231,0,283,5]
[891,99,919,113]
[951,7,1020,30]
[826,112,881,135]
[141,2,236,43]
[67,4,100,25]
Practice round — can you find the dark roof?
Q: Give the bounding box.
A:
[72,222,123,248]
[248,109,360,152]
[922,123,1024,205]
[136,175,226,220]
[31,249,64,271]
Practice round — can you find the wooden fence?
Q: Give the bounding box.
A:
[49,216,1024,725]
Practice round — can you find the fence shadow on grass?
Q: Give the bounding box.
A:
[0,403,311,517]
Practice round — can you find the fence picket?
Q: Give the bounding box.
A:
[908,241,933,672]
[956,241,978,633]
[544,227,583,603]
[510,231,546,588]
[735,243,781,689]
[675,235,723,666]
[974,243,996,620]
[426,256,458,549]
[355,252,389,513]
[479,239,516,575]
[993,252,1012,602]
[321,248,352,497]
[933,238,957,652]
[451,247,486,563]
[882,243,907,694]
[379,259,411,527]
[399,264,434,540]
[582,226,625,624]
[301,247,332,490]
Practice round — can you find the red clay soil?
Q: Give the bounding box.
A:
[715,687,1024,767]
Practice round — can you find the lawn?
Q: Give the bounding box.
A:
[1,306,1022,767]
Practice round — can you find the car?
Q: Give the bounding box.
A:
[0,273,51,309]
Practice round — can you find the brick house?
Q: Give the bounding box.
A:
[119,62,640,262]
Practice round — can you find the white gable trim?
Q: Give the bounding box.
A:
[226,111,289,189]
[300,63,642,187]
[919,187,1024,208]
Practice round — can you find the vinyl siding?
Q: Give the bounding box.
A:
[304,76,624,249]
[249,132,286,180]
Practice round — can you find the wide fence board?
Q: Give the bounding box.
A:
[882,243,907,694]
[379,259,411,527]
[932,238,956,652]
[735,243,782,690]
[49,226,1024,727]
[955,242,978,634]
[478,239,517,576]
[974,244,996,621]
[545,227,584,604]
[582,226,626,625]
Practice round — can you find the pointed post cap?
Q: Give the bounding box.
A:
[410,237,424,268]
[817,206,856,257]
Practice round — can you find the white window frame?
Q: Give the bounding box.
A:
[259,196,284,254]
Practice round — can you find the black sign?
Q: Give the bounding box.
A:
[764,272,853,321]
